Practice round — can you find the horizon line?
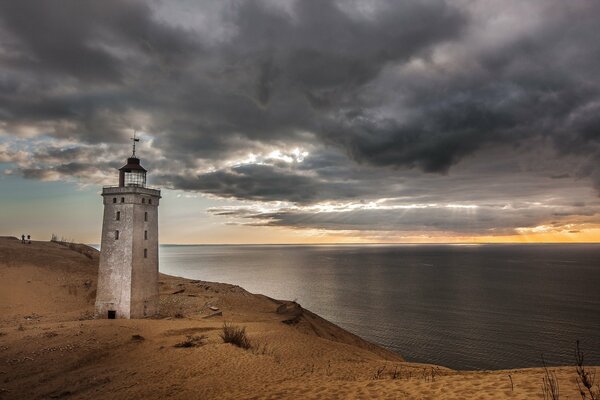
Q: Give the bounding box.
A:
[85,241,600,246]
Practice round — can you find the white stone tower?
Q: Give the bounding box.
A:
[95,136,161,319]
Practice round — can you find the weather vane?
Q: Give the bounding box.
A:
[131,130,140,157]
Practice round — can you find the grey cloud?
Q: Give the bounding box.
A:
[155,161,378,204]
[0,0,467,157]
[1,0,600,237]
[0,0,198,82]
[158,164,321,203]
[208,202,600,235]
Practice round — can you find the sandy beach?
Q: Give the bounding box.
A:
[0,236,596,399]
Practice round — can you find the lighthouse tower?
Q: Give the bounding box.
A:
[95,136,161,319]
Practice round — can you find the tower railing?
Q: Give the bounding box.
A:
[102,186,161,196]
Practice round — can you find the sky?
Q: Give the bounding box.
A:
[0,0,599,244]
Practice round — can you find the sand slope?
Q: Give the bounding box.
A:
[0,237,596,399]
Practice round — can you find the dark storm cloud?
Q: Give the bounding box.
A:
[155,159,382,203]
[2,0,600,227]
[0,0,468,157]
[0,0,199,143]
[159,164,321,203]
[0,0,197,82]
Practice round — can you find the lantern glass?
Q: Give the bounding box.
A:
[124,170,146,187]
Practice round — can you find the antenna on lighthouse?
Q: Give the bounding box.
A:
[131,131,140,157]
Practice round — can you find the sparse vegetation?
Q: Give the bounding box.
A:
[50,235,95,259]
[575,340,599,400]
[50,234,74,245]
[539,341,600,400]
[250,339,273,356]
[131,334,145,342]
[372,365,386,380]
[542,356,560,400]
[220,322,251,349]
[174,334,206,348]
[369,365,444,381]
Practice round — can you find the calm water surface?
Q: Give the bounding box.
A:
[158,244,600,370]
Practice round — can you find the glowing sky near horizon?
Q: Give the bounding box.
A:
[1,0,599,244]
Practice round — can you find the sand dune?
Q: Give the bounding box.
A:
[0,237,596,399]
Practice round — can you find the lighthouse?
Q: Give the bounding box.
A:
[95,135,161,319]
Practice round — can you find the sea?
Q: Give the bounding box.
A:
[157,244,600,370]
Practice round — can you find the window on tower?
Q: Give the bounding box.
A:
[144,212,148,221]
[142,198,146,204]
[116,211,120,221]
[149,199,152,205]
[115,230,119,240]
[144,248,148,258]
[121,197,125,203]
[112,198,117,203]
[144,230,148,240]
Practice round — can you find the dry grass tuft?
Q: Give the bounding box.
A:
[220,322,251,349]
[542,356,560,400]
[575,340,599,400]
[174,334,207,348]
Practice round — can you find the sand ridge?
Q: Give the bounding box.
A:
[0,237,596,399]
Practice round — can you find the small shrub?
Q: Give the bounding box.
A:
[220,322,251,349]
[131,334,145,341]
[174,334,206,348]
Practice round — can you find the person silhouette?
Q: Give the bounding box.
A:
[27,234,31,244]
[21,234,25,244]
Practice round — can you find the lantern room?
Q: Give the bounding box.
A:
[119,157,147,187]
